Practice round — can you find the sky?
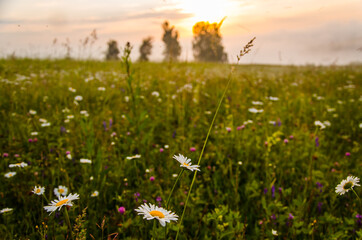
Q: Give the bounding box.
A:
[0,0,361,65]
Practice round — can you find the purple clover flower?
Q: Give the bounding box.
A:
[315,136,319,147]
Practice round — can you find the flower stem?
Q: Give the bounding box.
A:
[42,194,49,203]
[351,188,362,212]
[165,169,184,238]
[64,208,74,240]
[166,169,184,209]
[175,73,233,240]
[152,220,156,240]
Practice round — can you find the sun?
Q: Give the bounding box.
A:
[177,0,229,23]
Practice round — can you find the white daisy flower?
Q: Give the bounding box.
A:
[268,96,279,101]
[66,154,72,160]
[4,172,16,178]
[335,176,360,195]
[248,108,264,113]
[44,193,79,215]
[98,87,106,91]
[80,159,92,164]
[31,132,38,136]
[54,185,68,197]
[68,87,76,93]
[323,121,331,127]
[39,118,47,123]
[80,110,89,117]
[173,154,200,172]
[126,154,141,160]
[272,229,278,236]
[0,208,13,214]
[67,115,74,119]
[32,186,45,195]
[9,162,28,168]
[151,91,160,97]
[314,120,326,129]
[29,109,37,115]
[135,203,178,227]
[252,101,264,105]
[41,122,51,127]
[74,95,83,101]
[91,191,99,197]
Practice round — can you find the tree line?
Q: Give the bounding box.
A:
[105,19,228,63]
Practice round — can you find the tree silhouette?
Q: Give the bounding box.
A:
[192,18,228,62]
[105,40,120,60]
[162,21,181,62]
[139,37,153,62]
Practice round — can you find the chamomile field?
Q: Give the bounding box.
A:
[0,59,361,239]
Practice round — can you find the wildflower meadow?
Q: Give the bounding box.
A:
[0,56,361,239]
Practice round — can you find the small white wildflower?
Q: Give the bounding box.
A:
[4,172,16,178]
[80,159,92,164]
[126,154,141,160]
[252,101,263,105]
[314,121,326,129]
[9,162,28,168]
[268,96,279,101]
[32,186,45,195]
[151,91,160,97]
[248,108,263,113]
[91,191,99,197]
[68,87,76,93]
[54,185,68,197]
[173,154,200,172]
[0,208,13,214]
[74,96,83,101]
[41,122,51,127]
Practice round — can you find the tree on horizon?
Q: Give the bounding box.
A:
[139,36,153,62]
[192,18,228,62]
[105,40,120,60]
[162,21,181,62]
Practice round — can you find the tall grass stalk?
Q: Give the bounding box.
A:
[175,73,233,239]
[175,38,255,239]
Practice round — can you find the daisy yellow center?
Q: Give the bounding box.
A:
[56,199,69,207]
[183,162,190,167]
[16,163,21,166]
[36,189,41,193]
[59,189,64,194]
[149,210,165,218]
[343,181,353,190]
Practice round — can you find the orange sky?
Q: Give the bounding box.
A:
[0,0,361,64]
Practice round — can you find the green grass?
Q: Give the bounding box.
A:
[0,58,361,239]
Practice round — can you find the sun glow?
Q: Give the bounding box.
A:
[177,0,231,23]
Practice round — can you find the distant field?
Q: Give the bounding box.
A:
[0,59,361,239]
